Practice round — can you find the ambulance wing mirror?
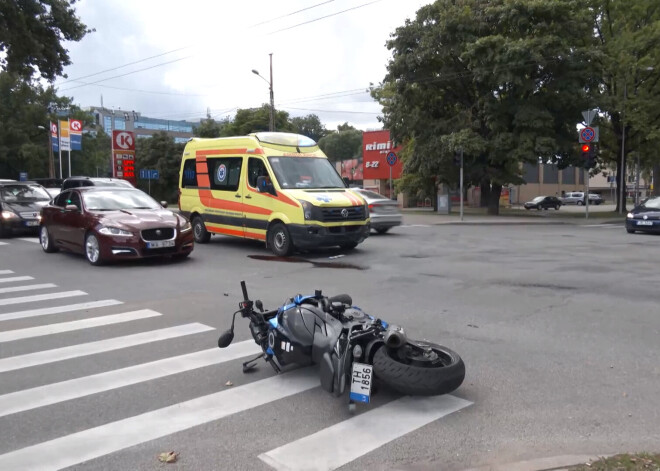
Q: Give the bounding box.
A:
[257,176,276,196]
[342,177,350,187]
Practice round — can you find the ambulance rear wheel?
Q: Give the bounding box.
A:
[268,223,293,256]
[192,216,211,243]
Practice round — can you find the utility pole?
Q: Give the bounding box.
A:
[269,53,275,132]
[459,148,464,221]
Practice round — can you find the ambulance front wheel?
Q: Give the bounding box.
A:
[192,216,211,243]
[268,223,293,256]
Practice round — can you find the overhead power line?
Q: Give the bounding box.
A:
[282,106,381,115]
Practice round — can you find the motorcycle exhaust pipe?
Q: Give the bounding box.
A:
[383,325,408,349]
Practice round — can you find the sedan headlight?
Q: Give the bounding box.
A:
[627,212,634,219]
[180,221,192,232]
[1,210,18,220]
[98,226,133,237]
[297,199,313,220]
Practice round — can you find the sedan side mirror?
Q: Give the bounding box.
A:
[256,176,276,196]
[160,201,168,208]
[65,204,79,212]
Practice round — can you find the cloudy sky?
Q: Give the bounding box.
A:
[55,0,430,131]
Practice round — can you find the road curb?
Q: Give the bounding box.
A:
[456,454,609,471]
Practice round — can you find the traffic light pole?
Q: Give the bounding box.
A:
[585,169,589,219]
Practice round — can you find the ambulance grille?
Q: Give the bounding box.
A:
[320,206,366,222]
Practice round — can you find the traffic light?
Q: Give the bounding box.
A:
[581,144,596,169]
[453,150,462,167]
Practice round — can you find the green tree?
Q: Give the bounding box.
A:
[135,132,184,203]
[290,114,328,142]
[221,105,294,136]
[194,113,226,138]
[317,124,362,164]
[0,71,72,178]
[372,0,596,214]
[0,0,91,81]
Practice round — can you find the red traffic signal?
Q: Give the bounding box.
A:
[581,144,591,153]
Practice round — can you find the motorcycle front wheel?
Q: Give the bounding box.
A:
[372,342,465,396]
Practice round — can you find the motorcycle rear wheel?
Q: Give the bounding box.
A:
[372,342,465,396]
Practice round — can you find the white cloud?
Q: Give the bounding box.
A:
[56,0,430,130]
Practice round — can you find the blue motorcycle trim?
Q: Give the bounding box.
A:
[349,392,370,403]
[353,306,389,329]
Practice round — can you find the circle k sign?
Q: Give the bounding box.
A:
[113,131,135,151]
[70,119,82,132]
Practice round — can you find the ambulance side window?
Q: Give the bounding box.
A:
[247,157,270,188]
[208,157,242,192]
[181,159,198,188]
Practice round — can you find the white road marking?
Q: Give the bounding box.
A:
[0,276,34,284]
[0,369,318,471]
[400,224,431,228]
[0,283,57,295]
[0,341,261,418]
[0,290,86,307]
[259,394,473,471]
[0,309,162,343]
[0,270,13,275]
[0,323,214,373]
[0,300,123,322]
[0,242,7,246]
[15,237,40,244]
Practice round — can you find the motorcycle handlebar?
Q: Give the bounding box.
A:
[327,294,352,306]
[241,281,249,302]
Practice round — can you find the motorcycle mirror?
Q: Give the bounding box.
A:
[217,330,234,348]
[255,300,264,312]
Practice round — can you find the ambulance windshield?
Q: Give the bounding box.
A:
[268,157,345,189]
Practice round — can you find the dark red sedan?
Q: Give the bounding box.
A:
[39,187,194,265]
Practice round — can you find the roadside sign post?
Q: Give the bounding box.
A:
[386,152,397,200]
[579,112,599,220]
[139,169,160,195]
[459,149,464,221]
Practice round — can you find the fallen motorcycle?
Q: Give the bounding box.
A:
[218,281,465,409]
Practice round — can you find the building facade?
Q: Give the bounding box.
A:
[87,107,195,143]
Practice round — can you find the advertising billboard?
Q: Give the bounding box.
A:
[362,130,403,180]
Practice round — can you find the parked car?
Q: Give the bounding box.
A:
[561,191,603,205]
[626,196,660,234]
[351,188,402,234]
[61,176,134,191]
[0,181,51,237]
[524,196,562,210]
[39,187,194,265]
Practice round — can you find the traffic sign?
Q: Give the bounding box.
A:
[386,151,397,166]
[578,126,599,143]
[139,169,159,180]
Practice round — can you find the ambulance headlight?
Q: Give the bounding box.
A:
[298,200,313,220]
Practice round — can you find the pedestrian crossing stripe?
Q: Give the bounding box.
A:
[0,299,123,322]
[0,283,57,295]
[0,276,34,284]
[0,290,86,307]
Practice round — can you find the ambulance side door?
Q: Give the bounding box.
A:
[206,156,245,238]
[244,156,276,241]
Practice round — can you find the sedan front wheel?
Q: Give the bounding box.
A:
[40,225,58,253]
[85,233,104,266]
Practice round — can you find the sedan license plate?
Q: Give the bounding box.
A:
[25,221,39,227]
[349,362,373,403]
[637,221,653,226]
[147,240,175,249]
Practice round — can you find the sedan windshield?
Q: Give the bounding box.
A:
[268,157,345,189]
[0,184,51,202]
[82,190,161,211]
[640,197,660,210]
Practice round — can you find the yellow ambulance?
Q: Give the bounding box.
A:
[178,132,370,256]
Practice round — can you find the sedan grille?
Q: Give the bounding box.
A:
[320,206,366,222]
[19,212,39,219]
[141,228,175,241]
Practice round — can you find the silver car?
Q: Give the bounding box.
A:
[351,188,402,234]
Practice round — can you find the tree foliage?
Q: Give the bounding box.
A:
[221,105,294,136]
[373,0,597,214]
[0,0,91,81]
[135,132,184,203]
[317,123,362,163]
[290,114,328,142]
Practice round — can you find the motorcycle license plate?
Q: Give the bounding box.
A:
[349,362,373,403]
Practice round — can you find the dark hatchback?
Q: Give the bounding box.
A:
[0,182,51,237]
[626,196,660,234]
[524,196,562,210]
[40,187,194,265]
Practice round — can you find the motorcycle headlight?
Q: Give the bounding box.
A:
[1,210,18,220]
[180,220,192,232]
[297,200,313,220]
[98,226,133,237]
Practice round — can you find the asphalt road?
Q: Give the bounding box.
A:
[0,219,658,471]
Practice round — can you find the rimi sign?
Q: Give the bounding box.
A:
[362,130,403,180]
[112,130,136,185]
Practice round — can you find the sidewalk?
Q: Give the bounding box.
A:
[400,207,625,226]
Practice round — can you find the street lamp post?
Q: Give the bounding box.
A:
[37,125,55,178]
[252,53,275,132]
